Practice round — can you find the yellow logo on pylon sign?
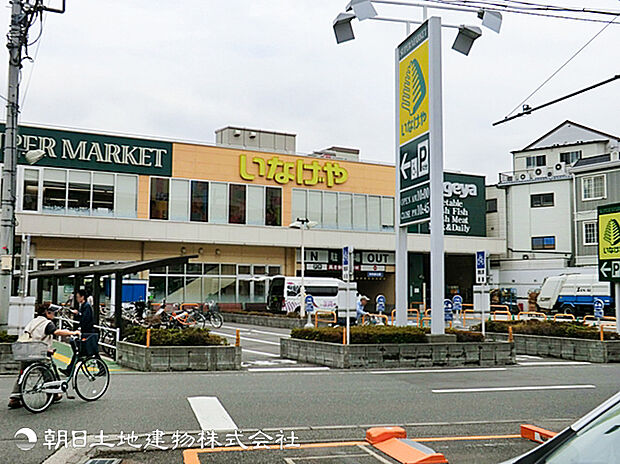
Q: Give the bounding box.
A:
[399,40,429,145]
[599,212,620,259]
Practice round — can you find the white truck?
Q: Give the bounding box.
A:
[267,276,358,320]
[536,274,612,316]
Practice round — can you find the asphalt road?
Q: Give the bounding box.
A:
[2,355,618,464]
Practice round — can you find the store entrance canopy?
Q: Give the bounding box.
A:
[28,255,198,334]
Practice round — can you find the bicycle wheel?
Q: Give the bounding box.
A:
[209,312,224,328]
[73,357,109,401]
[20,364,55,414]
[192,312,207,329]
[100,331,116,358]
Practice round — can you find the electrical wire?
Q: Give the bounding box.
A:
[450,0,620,16]
[22,14,47,106]
[504,12,619,118]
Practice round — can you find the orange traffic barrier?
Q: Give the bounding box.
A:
[314,310,336,327]
[462,309,480,325]
[492,310,512,321]
[146,328,151,347]
[508,326,513,342]
[517,311,546,321]
[235,329,240,346]
[425,308,432,317]
[520,424,557,443]
[362,314,389,325]
[420,316,431,328]
[600,325,604,341]
[491,304,511,312]
[366,426,406,445]
[367,427,448,464]
[342,327,346,345]
[390,309,420,325]
[553,313,575,322]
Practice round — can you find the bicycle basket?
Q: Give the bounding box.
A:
[12,341,48,361]
[79,333,99,356]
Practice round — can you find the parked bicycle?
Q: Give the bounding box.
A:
[14,335,110,414]
[203,300,224,328]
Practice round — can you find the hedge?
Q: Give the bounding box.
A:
[445,328,485,343]
[0,330,17,343]
[292,326,428,344]
[123,327,228,346]
[477,320,620,341]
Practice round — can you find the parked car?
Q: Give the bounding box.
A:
[500,391,620,464]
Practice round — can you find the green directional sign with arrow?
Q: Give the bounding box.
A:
[598,203,620,282]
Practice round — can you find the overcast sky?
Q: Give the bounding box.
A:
[0,1,619,183]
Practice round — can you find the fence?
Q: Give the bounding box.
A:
[57,314,120,361]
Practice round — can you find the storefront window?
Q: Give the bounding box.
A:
[322,192,338,229]
[170,179,189,222]
[368,196,381,232]
[229,184,246,224]
[221,264,235,275]
[291,189,306,223]
[265,187,282,226]
[238,279,251,302]
[202,276,220,300]
[254,280,266,302]
[92,173,114,216]
[68,170,91,215]
[307,191,321,225]
[204,263,219,275]
[167,276,185,302]
[22,169,39,211]
[338,193,352,230]
[353,194,367,230]
[220,277,236,302]
[150,177,169,220]
[247,185,265,225]
[115,174,137,218]
[42,169,66,214]
[186,263,203,275]
[268,265,281,276]
[210,183,228,223]
[190,181,208,222]
[185,275,202,302]
[253,265,266,275]
[149,276,166,301]
[381,197,394,230]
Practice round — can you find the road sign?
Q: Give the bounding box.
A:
[452,294,463,312]
[475,251,487,284]
[305,295,315,314]
[342,246,353,282]
[376,295,386,313]
[598,203,620,282]
[444,299,453,322]
[593,298,604,319]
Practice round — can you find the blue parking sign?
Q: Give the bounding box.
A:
[444,299,454,322]
[593,299,604,319]
[452,295,463,311]
[376,295,386,313]
[305,295,315,314]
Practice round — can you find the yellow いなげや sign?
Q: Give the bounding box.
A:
[398,34,429,145]
[599,207,620,260]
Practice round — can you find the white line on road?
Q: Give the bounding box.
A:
[369,368,507,375]
[518,361,591,366]
[247,367,330,372]
[187,396,238,431]
[433,385,596,394]
[241,348,280,357]
[516,355,543,360]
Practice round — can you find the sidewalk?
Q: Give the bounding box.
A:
[52,340,129,373]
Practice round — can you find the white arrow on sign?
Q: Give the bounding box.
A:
[600,261,611,278]
[401,152,410,180]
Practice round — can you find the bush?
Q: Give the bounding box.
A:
[124,327,228,346]
[0,330,17,343]
[292,326,428,344]
[445,328,485,343]
[478,320,620,341]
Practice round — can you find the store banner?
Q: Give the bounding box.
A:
[0,123,172,176]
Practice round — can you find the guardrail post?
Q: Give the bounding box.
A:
[600,324,604,341]
[235,329,240,347]
[342,327,346,345]
[146,328,151,347]
[508,326,513,343]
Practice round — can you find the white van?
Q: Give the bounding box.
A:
[537,274,612,316]
[267,276,357,320]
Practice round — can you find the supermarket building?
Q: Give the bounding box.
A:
[3,124,505,308]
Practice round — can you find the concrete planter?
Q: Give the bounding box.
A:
[117,341,241,372]
[281,338,514,369]
[486,333,620,363]
[223,313,305,329]
[0,343,19,374]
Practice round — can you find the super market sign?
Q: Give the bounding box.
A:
[0,124,172,176]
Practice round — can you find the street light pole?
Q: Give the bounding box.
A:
[300,219,306,319]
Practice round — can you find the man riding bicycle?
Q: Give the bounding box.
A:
[8,304,79,409]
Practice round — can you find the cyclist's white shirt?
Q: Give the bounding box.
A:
[24,316,53,351]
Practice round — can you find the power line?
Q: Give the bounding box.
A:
[504,12,619,118]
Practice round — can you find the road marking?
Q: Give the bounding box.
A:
[211,331,280,346]
[518,361,591,366]
[187,397,237,431]
[249,329,290,338]
[433,385,596,394]
[247,367,330,372]
[241,348,279,357]
[415,434,522,442]
[369,367,507,375]
[516,355,543,360]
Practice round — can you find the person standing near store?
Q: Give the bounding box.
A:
[60,289,95,376]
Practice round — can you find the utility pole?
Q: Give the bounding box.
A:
[0,1,65,328]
